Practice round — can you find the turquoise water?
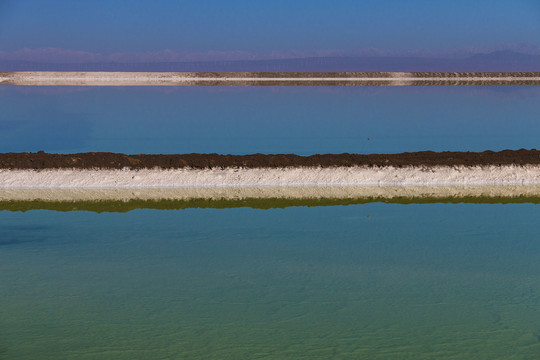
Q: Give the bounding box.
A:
[1,204,540,359]
[2,85,540,358]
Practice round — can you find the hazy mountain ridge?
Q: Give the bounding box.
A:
[1,51,539,72]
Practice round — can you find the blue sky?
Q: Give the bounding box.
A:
[1,0,539,60]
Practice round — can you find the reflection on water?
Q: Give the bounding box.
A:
[3,185,540,213]
[3,196,540,213]
[1,204,540,359]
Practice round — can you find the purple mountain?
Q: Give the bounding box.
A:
[1,51,539,72]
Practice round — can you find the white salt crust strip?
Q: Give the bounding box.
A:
[1,166,540,189]
[3,72,540,86]
[2,185,540,203]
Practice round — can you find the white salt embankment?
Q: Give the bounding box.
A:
[2,166,540,203]
[1,165,540,188]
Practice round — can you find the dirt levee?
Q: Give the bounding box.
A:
[1,149,540,170]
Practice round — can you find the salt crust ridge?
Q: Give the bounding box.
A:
[1,165,540,189]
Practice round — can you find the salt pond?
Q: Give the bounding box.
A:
[1,203,540,359]
[1,85,540,358]
[1,85,540,154]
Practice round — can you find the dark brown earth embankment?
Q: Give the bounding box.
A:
[1,149,540,170]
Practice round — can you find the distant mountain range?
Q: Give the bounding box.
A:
[1,51,539,72]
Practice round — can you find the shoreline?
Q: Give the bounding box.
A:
[2,71,540,86]
[2,185,540,212]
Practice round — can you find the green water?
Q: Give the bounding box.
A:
[1,204,540,359]
[3,195,540,213]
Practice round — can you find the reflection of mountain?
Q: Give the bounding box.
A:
[2,51,539,72]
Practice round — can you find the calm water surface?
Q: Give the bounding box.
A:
[1,204,540,359]
[1,85,540,154]
[1,85,540,359]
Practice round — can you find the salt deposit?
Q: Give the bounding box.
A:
[1,165,539,189]
[2,184,540,203]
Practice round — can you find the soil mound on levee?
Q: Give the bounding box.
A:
[1,149,539,170]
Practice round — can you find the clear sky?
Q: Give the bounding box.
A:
[1,0,539,57]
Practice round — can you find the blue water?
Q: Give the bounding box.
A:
[1,85,540,359]
[1,85,540,154]
[1,204,540,359]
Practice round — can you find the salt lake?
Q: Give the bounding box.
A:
[1,85,540,359]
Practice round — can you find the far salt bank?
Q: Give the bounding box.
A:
[2,71,540,86]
